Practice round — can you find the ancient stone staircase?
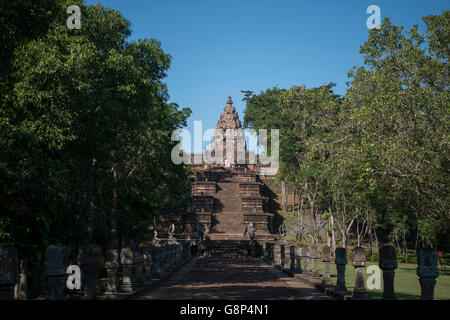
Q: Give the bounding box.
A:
[211,181,244,235]
[205,239,250,258]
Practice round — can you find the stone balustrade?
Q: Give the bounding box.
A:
[0,240,443,300]
[258,241,441,301]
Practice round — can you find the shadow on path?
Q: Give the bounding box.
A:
[135,257,332,300]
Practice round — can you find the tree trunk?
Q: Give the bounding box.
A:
[15,258,28,300]
[292,189,296,212]
[330,212,336,254]
[281,180,286,210]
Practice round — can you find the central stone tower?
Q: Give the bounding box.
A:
[210,96,247,165]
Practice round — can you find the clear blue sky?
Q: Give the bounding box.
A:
[86,0,448,152]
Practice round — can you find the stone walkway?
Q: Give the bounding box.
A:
[135,257,332,300]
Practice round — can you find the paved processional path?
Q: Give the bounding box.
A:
[135,257,332,300]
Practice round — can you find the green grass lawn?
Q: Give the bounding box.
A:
[314,261,450,300]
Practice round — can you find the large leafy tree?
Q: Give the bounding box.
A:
[0,0,192,298]
[242,11,449,250]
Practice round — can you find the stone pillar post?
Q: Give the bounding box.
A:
[310,246,320,278]
[262,242,268,260]
[289,246,296,272]
[142,246,153,284]
[170,245,175,268]
[379,245,398,299]
[335,248,347,292]
[163,245,172,271]
[294,246,302,274]
[175,244,180,265]
[169,245,176,270]
[268,243,274,263]
[352,247,368,299]
[321,246,332,285]
[45,245,70,300]
[178,244,183,264]
[151,246,161,276]
[181,241,187,261]
[134,248,144,289]
[273,243,281,266]
[187,241,192,259]
[159,245,166,273]
[0,244,19,300]
[120,247,134,293]
[81,244,102,299]
[301,245,310,274]
[105,249,119,299]
[283,244,291,270]
[417,247,439,300]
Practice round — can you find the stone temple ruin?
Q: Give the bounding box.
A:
[184,96,279,256]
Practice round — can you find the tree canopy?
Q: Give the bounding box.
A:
[243,12,449,250]
[0,0,192,263]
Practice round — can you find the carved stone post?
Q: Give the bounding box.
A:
[273,243,281,266]
[335,248,347,292]
[134,248,144,289]
[105,249,119,299]
[0,244,19,300]
[289,246,296,272]
[151,246,162,276]
[280,244,285,268]
[379,245,398,299]
[175,244,180,265]
[352,247,368,299]
[158,245,166,273]
[301,246,310,274]
[262,242,268,260]
[142,246,153,283]
[163,245,172,272]
[45,245,70,300]
[81,244,102,299]
[283,244,291,270]
[120,247,134,293]
[178,243,183,264]
[181,241,187,260]
[310,246,320,278]
[168,244,176,270]
[417,247,439,300]
[170,244,175,268]
[294,246,302,274]
[321,246,332,285]
[268,243,274,263]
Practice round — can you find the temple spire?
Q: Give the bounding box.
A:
[226,95,233,106]
[217,96,241,129]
